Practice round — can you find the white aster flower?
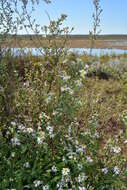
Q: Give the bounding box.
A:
[76,145,85,154]
[40,112,50,120]
[62,168,70,176]
[18,124,25,132]
[33,180,43,187]
[113,166,120,175]
[57,181,63,190]
[11,137,21,146]
[84,64,89,69]
[79,69,87,78]
[23,162,30,168]
[37,137,42,144]
[43,185,49,190]
[102,168,108,174]
[86,156,93,163]
[11,121,16,126]
[78,174,86,183]
[26,128,34,134]
[46,125,54,138]
[112,146,121,154]
[62,75,71,81]
[52,165,57,172]
[94,132,99,138]
[61,86,70,92]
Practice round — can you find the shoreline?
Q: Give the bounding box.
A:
[1,35,127,50]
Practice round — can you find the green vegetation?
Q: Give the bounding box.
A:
[0,0,127,189]
[0,48,127,189]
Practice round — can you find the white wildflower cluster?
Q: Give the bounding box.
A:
[59,72,71,81]
[84,64,89,69]
[61,85,74,95]
[17,124,25,132]
[77,164,83,171]
[111,146,121,154]
[37,131,45,144]
[113,166,120,175]
[25,127,34,134]
[93,131,100,138]
[17,124,35,135]
[43,185,49,190]
[52,165,57,172]
[11,121,16,127]
[86,156,93,163]
[23,162,30,168]
[33,180,43,187]
[40,112,50,120]
[57,181,63,190]
[57,168,71,190]
[79,69,87,78]
[102,167,108,174]
[46,125,54,138]
[11,137,21,146]
[62,168,70,176]
[78,173,86,183]
[76,144,86,154]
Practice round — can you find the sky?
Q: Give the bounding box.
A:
[26,0,127,35]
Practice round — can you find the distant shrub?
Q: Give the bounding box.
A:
[86,62,121,80]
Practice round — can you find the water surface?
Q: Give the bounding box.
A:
[11,47,127,56]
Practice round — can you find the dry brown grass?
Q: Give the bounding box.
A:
[2,36,127,49]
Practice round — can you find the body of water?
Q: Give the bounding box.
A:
[6,48,127,56]
[70,48,127,56]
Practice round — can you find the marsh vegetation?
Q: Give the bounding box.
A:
[0,0,127,189]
